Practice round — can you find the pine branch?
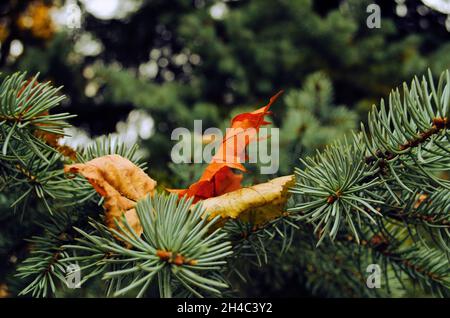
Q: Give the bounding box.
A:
[0,72,74,159]
[78,134,146,169]
[362,69,450,190]
[290,70,450,245]
[15,212,78,297]
[289,137,383,244]
[65,194,232,298]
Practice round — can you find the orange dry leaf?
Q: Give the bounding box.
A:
[169,91,283,203]
[37,133,77,160]
[64,155,157,236]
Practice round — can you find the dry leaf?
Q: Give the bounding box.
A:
[34,127,77,160]
[201,175,295,225]
[64,155,156,236]
[168,91,283,202]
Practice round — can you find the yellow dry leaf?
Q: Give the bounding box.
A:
[201,175,295,225]
[64,155,156,237]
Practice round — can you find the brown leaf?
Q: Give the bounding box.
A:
[201,175,295,226]
[64,155,156,236]
[168,91,283,203]
[34,128,77,160]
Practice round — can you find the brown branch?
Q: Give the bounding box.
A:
[327,190,343,204]
[15,163,38,183]
[399,117,449,151]
[387,209,449,226]
[365,117,448,165]
[345,234,445,282]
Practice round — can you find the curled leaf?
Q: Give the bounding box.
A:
[169,91,283,202]
[64,154,156,236]
[201,175,295,225]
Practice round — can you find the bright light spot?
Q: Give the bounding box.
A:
[139,60,158,79]
[421,0,450,14]
[162,70,175,82]
[82,0,120,19]
[396,4,408,17]
[61,110,155,150]
[85,81,99,97]
[10,40,24,57]
[158,57,169,68]
[209,2,229,20]
[60,127,92,150]
[116,110,154,143]
[74,33,103,56]
[173,53,188,65]
[150,48,161,60]
[446,16,450,31]
[138,117,154,139]
[83,66,95,79]
[189,54,201,65]
[81,0,143,20]
[51,0,82,29]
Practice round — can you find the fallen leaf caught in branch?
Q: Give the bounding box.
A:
[64,155,156,236]
[201,175,295,225]
[64,93,289,240]
[168,91,283,202]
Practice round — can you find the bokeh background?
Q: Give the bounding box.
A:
[0,0,449,297]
